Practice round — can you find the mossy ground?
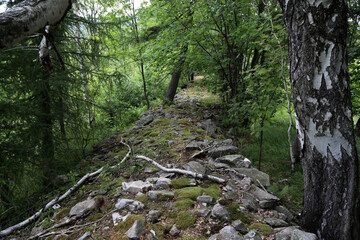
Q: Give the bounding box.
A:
[174,198,195,209]
[249,223,272,236]
[172,178,191,189]
[114,214,145,233]
[175,187,203,200]
[175,211,196,230]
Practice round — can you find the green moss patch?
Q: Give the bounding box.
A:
[172,178,190,189]
[135,194,148,203]
[227,202,252,223]
[203,184,221,200]
[115,214,145,233]
[157,193,174,201]
[175,211,196,230]
[87,212,104,222]
[174,199,195,209]
[175,187,203,200]
[249,223,272,236]
[54,208,70,220]
[151,223,167,240]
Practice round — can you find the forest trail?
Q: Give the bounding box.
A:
[6,78,317,240]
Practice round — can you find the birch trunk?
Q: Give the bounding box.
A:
[279,1,359,239]
[0,0,71,50]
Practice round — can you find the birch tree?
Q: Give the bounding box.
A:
[279,1,359,239]
[0,0,72,50]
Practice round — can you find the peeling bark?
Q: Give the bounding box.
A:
[279,0,359,239]
[0,0,71,50]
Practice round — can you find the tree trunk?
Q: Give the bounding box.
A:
[0,0,71,50]
[279,1,359,239]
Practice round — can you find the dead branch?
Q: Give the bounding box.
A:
[135,155,226,183]
[0,140,131,237]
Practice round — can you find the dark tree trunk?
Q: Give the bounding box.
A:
[279,1,359,239]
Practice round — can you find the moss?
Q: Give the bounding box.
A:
[54,208,70,220]
[157,193,174,201]
[172,178,190,189]
[115,214,145,233]
[135,194,148,203]
[175,211,196,230]
[175,187,203,200]
[114,177,126,187]
[174,199,195,209]
[203,184,222,200]
[227,202,252,224]
[41,218,52,229]
[94,154,104,159]
[151,223,166,240]
[87,212,104,222]
[82,184,100,191]
[249,223,272,236]
[110,233,129,240]
[54,235,69,240]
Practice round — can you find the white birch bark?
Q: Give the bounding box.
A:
[0,0,72,50]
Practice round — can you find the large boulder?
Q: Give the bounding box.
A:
[183,161,206,175]
[209,226,243,240]
[211,203,230,222]
[215,155,251,168]
[115,199,144,211]
[125,219,145,240]
[208,146,239,158]
[234,168,270,187]
[252,186,279,209]
[69,199,96,217]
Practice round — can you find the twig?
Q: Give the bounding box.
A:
[135,155,226,183]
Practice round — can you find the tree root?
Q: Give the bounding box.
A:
[135,155,226,183]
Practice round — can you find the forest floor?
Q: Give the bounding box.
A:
[4,77,316,240]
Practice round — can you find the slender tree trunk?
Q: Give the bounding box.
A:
[279,1,359,239]
[0,0,71,50]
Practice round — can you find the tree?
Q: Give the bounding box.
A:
[0,0,71,49]
[279,1,359,239]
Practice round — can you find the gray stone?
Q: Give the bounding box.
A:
[183,161,206,175]
[90,189,107,197]
[147,190,174,201]
[232,220,248,234]
[265,218,289,227]
[199,119,217,134]
[195,208,211,218]
[125,219,145,239]
[273,210,288,221]
[252,186,279,209]
[122,180,153,193]
[211,203,230,222]
[291,229,318,240]
[136,114,154,126]
[225,180,239,192]
[275,205,294,221]
[69,199,96,217]
[197,195,216,205]
[244,230,262,240]
[209,146,239,158]
[237,176,252,191]
[169,224,180,236]
[234,168,270,187]
[224,191,239,201]
[165,140,175,147]
[215,155,246,168]
[186,141,205,151]
[114,187,124,198]
[158,172,175,178]
[115,199,144,211]
[275,226,298,240]
[209,226,243,240]
[78,231,92,240]
[242,192,259,211]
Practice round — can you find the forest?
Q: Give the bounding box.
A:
[1,0,360,239]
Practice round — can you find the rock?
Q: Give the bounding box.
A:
[78,231,92,240]
[158,172,175,178]
[69,199,96,217]
[115,199,144,211]
[265,218,289,227]
[224,191,239,201]
[215,155,247,168]
[225,180,239,192]
[199,119,217,134]
[195,208,211,218]
[232,220,248,234]
[209,226,243,240]
[275,205,294,221]
[197,195,216,205]
[211,203,230,222]
[148,210,161,223]
[165,140,175,146]
[252,186,279,209]
[169,224,180,236]
[136,114,154,126]
[208,146,239,158]
[122,181,153,193]
[183,161,206,175]
[144,167,159,173]
[244,230,262,240]
[90,189,107,197]
[234,168,270,187]
[30,226,43,236]
[186,141,205,151]
[125,219,145,240]
[242,192,259,211]
[146,177,171,190]
[147,190,174,201]
[275,227,318,240]
[114,187,124,198]
[112,212,122,226]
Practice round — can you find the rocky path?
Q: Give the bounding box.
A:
[10,82,316,240]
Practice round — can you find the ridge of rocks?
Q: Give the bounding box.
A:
[13,83,316,240]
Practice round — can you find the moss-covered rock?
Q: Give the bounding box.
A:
[54,208,70,220]
[171,178,190,189]
[151,223,167,240]
[110,233,129,240]
[227,202,252,223]
[135,194,148,203]
[203,184,222,200]
[87,212,104,222]
[174,199,195,209]
[114,214,145,233]
[175,187,203,200]
[157,192,174,201]
[175,211,196,230]
[249,223,272,236]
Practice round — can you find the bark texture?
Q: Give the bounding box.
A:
[0,0,71,50]
[279,1,359,239]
